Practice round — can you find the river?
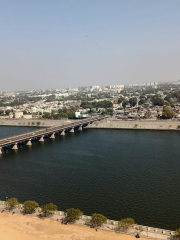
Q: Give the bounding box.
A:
[0,126,180,230]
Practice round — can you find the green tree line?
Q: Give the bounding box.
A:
[42,107,76,119]
[4,198,136,230]
[81,100,113,109]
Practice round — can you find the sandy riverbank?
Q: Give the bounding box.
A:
[0,212,147,240]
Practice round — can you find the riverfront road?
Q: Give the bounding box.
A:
[0,116,105,154]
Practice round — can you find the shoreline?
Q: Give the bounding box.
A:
[86,119,180,131]
[1,118,180,131]
[0,201,175,240]
[0,119,70,128]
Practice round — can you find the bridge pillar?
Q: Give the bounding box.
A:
[78,125,83,130]
[0,148,2,154]
[70,128,74,133]
[26,139,32,146]
[12,143,18,150]
[50,133,55,138]
[39,136,44,142]
[60,130,65,136]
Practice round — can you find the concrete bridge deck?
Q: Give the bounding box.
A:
[0,116,105,154]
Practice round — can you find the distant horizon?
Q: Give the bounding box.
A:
[1,78,179,92]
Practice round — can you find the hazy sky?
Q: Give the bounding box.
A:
[0,0,180,91]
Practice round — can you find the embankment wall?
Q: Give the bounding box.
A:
[0,119,70,127]
[1,118,180,131]
[86,119,180,131]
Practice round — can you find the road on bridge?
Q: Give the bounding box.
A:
[0,115,105,153]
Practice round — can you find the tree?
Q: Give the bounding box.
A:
[5,109,11,115]
[118,97,125,104]
[106,108,113,116]
[162,106,175,119]
[175,228,180,239]
[80,101,93,109]
[101,110,106,115]
[151,95,164,106]
[5,198,19,209]
[65,208,83,223]
[170,103,176,108]
[66,111,75,119]
[57,107,76,119]
[171,91,180,101]
[145,111,152,118]
[91,213,107,227]
[23,201,39,213]
[81,100,113,109]
[122,100,129,109]
[23,110,28,115]
[41,203,57,216]
[0,110,4,115]
[138,99,145,105]
[164,95,171,103]
[119,218,135,232]
[129,97,137,107]
[96,100,113,108]
[42,112,51,119]
[58,112,68,118]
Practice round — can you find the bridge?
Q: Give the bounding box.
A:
[0,115,105,154]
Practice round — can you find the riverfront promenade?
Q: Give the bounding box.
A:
[0,115,105,154]
[0,201,175,240]
[0,212,144,240]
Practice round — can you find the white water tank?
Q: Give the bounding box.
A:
[14,111,23,119]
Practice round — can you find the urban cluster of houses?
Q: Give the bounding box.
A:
[114,105,180,120]
[0,82,180,120]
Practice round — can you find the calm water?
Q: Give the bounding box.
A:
[0,126,39,139]
[0,126,180,230]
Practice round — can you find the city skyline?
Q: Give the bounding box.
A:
[0,80,176,93]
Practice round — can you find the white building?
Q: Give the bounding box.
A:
[75,111,81,118]
[14,111,23,118]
